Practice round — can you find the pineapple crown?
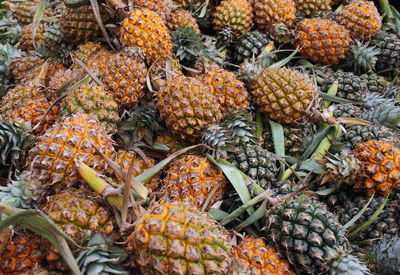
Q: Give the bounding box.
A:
[369,237,400,275]
[325,251,371,275]
[351,40,381,73]
[201,124,237,159]
[223,110,258,146]
[0,43,22,74]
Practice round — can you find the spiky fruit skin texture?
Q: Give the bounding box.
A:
[47,69,79,102]
[352,140,400,195]
[265,195,349,274]
[9,56,42,84]
[161,155,227,210]
[120,9,173,65]
[199,64,250,115]
[18,23,45,51]
[0,229,46,274]
[335,0,382,40]
[26,113,116,190]
[114,150,159,192]
[102,48,147,108]
[126,200,235,274]
[0,85,59,134]
[166,9,200,34]
[335,196,398,242]
[62,84,119,134]
[232,31,271,64]
[295,18,353,65]
[294,0,332,17]
[250,67,320,125]
[157,75,222,142]
[9,0,52,26]
[233,237,295,275]
[230,145,279,188]
[359,73,390,94]
[155,130,188,153]
[61,4,109,43]
[130,0,172,20]
[321,71,367,101]
[254,0,295,33]
[212,0,254,37]
[370,31,400,71]
[71,41,106,71]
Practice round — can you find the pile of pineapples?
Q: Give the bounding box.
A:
[0,0,399,274]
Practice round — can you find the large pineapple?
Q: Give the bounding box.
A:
[0,228,46,274]
[239,65,324,125]
[101,47,148,108]
[26,113,116,191]
[120,9,172,65]
[233,237,295,275]
[320,140,400,196]
[61,84,120,134]
[126,200,235,274]
[335,0,382,40]
[295,18,353,65]
[199,64,250,116]
[156,75,222,142]
[160,155,227,210]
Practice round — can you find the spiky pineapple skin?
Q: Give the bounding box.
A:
[61,84,120,134]
[102,48,148,108]
[233,237,295,275]
[161,155,227,210]
[166,9,200,34]
[231,31,271,64]
[0,229,46,274]
[295,18,353,65]
[26,113,116,190]
[250,67,320,125]
[199,64,250,115]
[294,0,332,17]
[126,200,235,274]
[8,56,42,84]
[352,140,400,195]
[47,69,79,102]
[156,75,222,142]
[370,31,400,71]
[18,23,45,51]
[120,9,172,65]
[212,0,254,37]
[265,195,349,274]
[335,0,382,40]
[321,71,367,101]
[130,0,172,19]
[254,0,296,33]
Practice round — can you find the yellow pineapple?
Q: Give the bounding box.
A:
[18,23,45,51]
[166,9,200,34]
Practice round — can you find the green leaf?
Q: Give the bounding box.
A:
[269,47,298,68]
[235,200,266,231]
[207,208,228,221]
[343,194,374,230]
[319,92,358,104]
[256,110,263,139]
[269,120,285,180]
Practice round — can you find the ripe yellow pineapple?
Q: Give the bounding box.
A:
[199,64,250,116]
[26,113,116,190]
[71,41,107,71]
[295,18,353,65]
[129,0,172,19]
[120,9,172,65]
[8,56,42,84]
[156,75,222,142]
[18,23,45,51]
[166,9,201,34]
[126,200,235,274]
[47,68,80,102]
[233,237,295,275]
[102,47,148,108]
[160,155,227,210]
[335,0,382,40]
[61,84,120,134]
[294,0,332,17]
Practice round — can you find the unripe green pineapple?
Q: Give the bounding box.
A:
[231,31,272,64]
[370,31,400,71]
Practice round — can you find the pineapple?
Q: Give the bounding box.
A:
[265,194,369,274]
[335,0,382,40]
[60,3,110,43]
[294,0,332,17]
[239,65,326,125]
[369,237,400,274]
[71,41,107,71]
[155,129,188,152]
[320,71,367,101]
[199,64,250,116]
[156,75,222,142]
[114,150,159,192]
[61,84,120,134]
[47,68,80,102]
[125,200,235,274]
[320,140,400,196]
[0,228,46,274]
[359,73,391,94]
[295,18,353,65]
[8,56,42,84]
[254,0,296,39]
[233,237,295,275]
[101,47,148,108]
[166,9,200,34]
[18,23,45,51]
[120,9,172,65]
[26,113,116,191]
[160,155,227,210]
[231,31,272,65]
[369,30,400,71]
[128,0,172,19]
[229,145,279,188]
[212,0,254,43]
[7,0,52,26]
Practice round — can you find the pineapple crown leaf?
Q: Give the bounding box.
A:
[351,40,381,73]
[326,251,371,275]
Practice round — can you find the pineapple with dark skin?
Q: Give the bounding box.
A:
[231,31,272,65]
[370,30,400,71]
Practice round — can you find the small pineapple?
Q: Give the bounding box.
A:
[8,56,42,84]
[47,68,80,102]
[335,0,382,40]
[120,9,172,65]
[160,155,227,210]
[166,9,200,34]
[295,18,353,65]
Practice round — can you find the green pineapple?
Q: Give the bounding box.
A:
[369,237,400,275]
[231,31,272,65]
[369,31,400,71]
[320,71,367,101]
